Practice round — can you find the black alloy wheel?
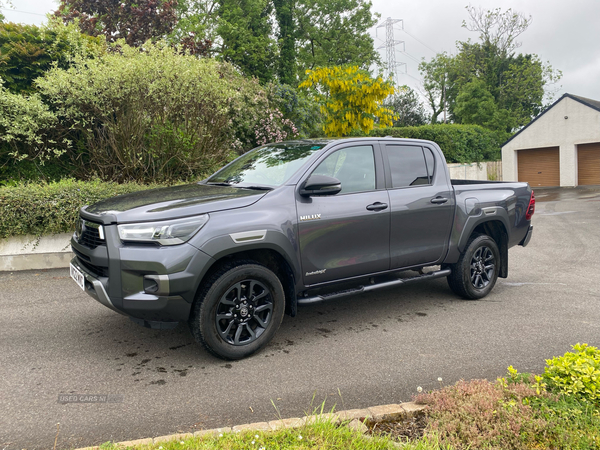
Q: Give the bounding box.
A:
[215,280,273,346]
[447,233,500,300]
[189,262,285,360]
[470,245,496,289]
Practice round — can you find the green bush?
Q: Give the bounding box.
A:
[0,179,167,238]
[542,343,600,405]
[368,124,504,163]
[33,41,297,183]
[0,80,66,165]
[0,155,73,184]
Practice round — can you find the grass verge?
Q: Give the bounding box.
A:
[96,419,404,450]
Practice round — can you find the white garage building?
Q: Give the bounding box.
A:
[502,93,600,187]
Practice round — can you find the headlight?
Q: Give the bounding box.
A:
[117,215,209,246]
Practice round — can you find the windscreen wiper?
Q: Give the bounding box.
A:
[205,182,272,191]
[239,185,273,191]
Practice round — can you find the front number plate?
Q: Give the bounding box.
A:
[70,263,85,291]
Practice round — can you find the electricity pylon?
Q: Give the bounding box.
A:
[376,17,407,87]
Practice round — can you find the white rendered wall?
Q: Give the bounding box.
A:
[447,162,488,180]
[502,97,600,186]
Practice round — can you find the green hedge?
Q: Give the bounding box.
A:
[368,124,504,163]
[0,152,74,183]
[0,179,168,239]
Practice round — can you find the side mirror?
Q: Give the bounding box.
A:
[300,175,342,197]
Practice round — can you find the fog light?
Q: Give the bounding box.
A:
[143,277,159,293]
[143,275,169,295]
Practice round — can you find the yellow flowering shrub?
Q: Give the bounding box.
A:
[299,66,396,137]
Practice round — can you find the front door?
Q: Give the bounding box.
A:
[297,145,390,285]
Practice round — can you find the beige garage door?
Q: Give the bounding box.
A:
[578,143,600,185]
[517,147,560,187]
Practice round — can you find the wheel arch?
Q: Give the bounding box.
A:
[464,220,509,279]
[192,247,298,318]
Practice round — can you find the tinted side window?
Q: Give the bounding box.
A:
[312,146,375,194]
[424,148,435,181]
[387,145,429,187]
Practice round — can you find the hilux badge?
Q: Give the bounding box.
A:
[300,214,321,221]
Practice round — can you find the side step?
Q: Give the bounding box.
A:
[297,268,451,306]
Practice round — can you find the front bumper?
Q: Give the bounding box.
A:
[71,226,215,324]
[70,257,126,316]
[71,254,194,323]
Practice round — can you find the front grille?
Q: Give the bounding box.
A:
[77,219,106,249]
[78,257,109,278]
[80,227,104,249]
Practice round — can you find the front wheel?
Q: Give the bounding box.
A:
[447,233,500,300]
[189,262,285,360]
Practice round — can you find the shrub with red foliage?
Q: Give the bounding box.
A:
[415,379,550,450]
[180,32,212,57]
[56,0,178,47]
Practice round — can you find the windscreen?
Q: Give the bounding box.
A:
[206,143,326,187]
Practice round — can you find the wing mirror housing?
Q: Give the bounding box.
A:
[300,175,342,197]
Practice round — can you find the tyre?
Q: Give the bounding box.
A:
[189,262,285,360]
[447,233,500,300]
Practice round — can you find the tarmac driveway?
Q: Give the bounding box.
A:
[1,186,599,449]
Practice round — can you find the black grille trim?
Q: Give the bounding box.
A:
[77,219,106,249]
[77,257,109,278]
[72,247,91,262]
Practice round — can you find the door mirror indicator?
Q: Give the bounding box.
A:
[300,175,342,197]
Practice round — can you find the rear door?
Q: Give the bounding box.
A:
[383,144,454,269]
[296,143,390,285]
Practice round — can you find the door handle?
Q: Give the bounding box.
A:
[366,202,388,211]
[430,196,448,204]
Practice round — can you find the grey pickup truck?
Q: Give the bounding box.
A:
[70,137,534,360]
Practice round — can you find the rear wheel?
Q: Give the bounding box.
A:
[447,233,500,300]
[189,262,285,360]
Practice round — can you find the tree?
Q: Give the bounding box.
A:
[217,0,277,83]
[272,0,295,85]
[55,0,381,85]
[227,0,380,85]
[0,0,11,22]
[167,0,216,56]
[419,53,454,124]
[462,5,531,55]
[268,83,323,138]
[171,0,218,42]
[294,0,380,76]
[453,79,513,138]
[448,43,560,130]
[419,6,561,132]
[299,65,395,137]
[0,19,104,94]
[386,86,428,127]
[56,0,178,47]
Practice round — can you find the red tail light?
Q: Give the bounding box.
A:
[525,190,535,220]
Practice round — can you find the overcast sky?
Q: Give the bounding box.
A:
[3,0,600,105]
